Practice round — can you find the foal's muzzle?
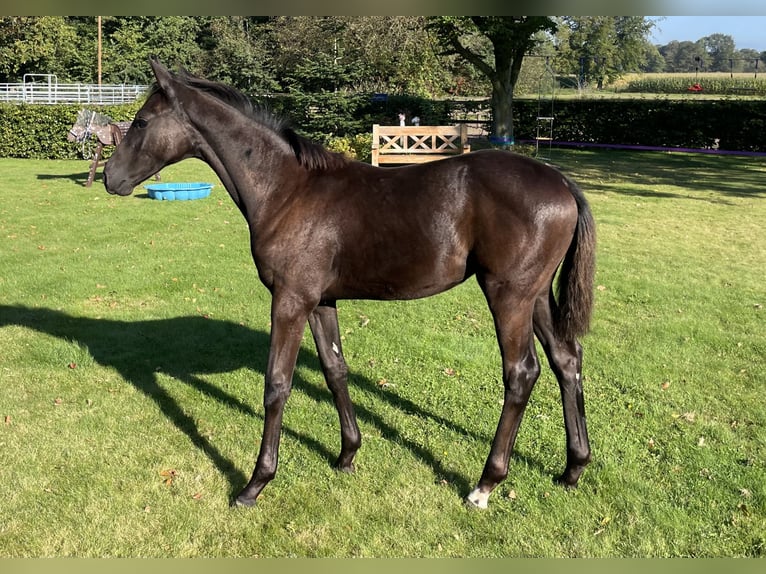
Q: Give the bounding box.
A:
[102,167,134,196]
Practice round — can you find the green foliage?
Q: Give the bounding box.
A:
[198,17,279,93]
[264,93,457,141]
[255,16,457,98]
[3,94,765,161]
[3,16,764,98]
[512,98,766,152]
[0,102,141,159]
[0,16,84,82]
[325,133,373,163]
[555,17,658,87]
[100,17,204,84]
[274,92,373,139]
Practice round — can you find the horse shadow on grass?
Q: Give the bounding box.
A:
[552,151,766,202]
[0,304,550,503]
[37,171,95,187]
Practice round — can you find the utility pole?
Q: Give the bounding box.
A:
[97,16,102,87]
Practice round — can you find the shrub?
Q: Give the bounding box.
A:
[325,133,373,164]
[0,102,140,160]
[512,98,766,152]
[3,95,765,161]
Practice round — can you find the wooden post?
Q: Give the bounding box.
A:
[97,16,102,87]
[460,124,470,154]
[371,124,380,166]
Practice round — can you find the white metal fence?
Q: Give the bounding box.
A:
[0,74,148,105]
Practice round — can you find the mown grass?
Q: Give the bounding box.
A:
[0,151,764,557]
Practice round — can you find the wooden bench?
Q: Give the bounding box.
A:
[371,124,470,166]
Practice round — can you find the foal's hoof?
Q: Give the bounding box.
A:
[554,474,581,490]
[464,488,489,510]
[334,459,356,474]
[463,497,484,510]
[555,467,585,489]
[231,494,258,508]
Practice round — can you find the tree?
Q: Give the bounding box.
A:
[557,17,657,88]
[197,17,279,93]
[268,16,453,96]
[735,49,763,74]
[339,16,454,97]
[64,17,100,82]
[659,40,707,72]
[427,16,556,145]
[0,16,81,82]
[702,33,736,72]
[100,17,203,84]
[641,42,666,73]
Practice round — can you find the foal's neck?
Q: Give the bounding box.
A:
[188,101,297,217]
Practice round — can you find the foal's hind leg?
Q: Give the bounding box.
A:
[466,282,541,509]
[533,292,591,487]
[308,302,361,472]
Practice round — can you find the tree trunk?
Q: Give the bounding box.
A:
[489,44,522,148]
[490,81,514,146]
[427,16,556,148]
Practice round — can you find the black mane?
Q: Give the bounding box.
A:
[154,71,350,171]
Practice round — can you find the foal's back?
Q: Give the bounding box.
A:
[292,150,578,302]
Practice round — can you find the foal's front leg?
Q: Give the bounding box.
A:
[234,292,311,507]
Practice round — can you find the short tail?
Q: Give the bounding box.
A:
[554,177,596,341]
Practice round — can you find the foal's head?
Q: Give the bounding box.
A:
[104,59,349,197]
[103,60,201,196]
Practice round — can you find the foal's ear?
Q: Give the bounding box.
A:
[149,58,179,100]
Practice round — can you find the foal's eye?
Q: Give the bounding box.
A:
[133,118,148,129]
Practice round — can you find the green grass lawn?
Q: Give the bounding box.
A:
[0,151,764,557]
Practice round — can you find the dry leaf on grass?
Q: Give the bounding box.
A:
[160,469,178,486]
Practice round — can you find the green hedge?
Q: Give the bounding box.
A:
[0,103,141,160]
[513,98,766,152]
[2,96,765,160]
[0,94,458,160]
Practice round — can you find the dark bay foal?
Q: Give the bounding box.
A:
[104,60,596,509]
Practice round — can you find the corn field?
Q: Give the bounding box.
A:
[618,73,766,95]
